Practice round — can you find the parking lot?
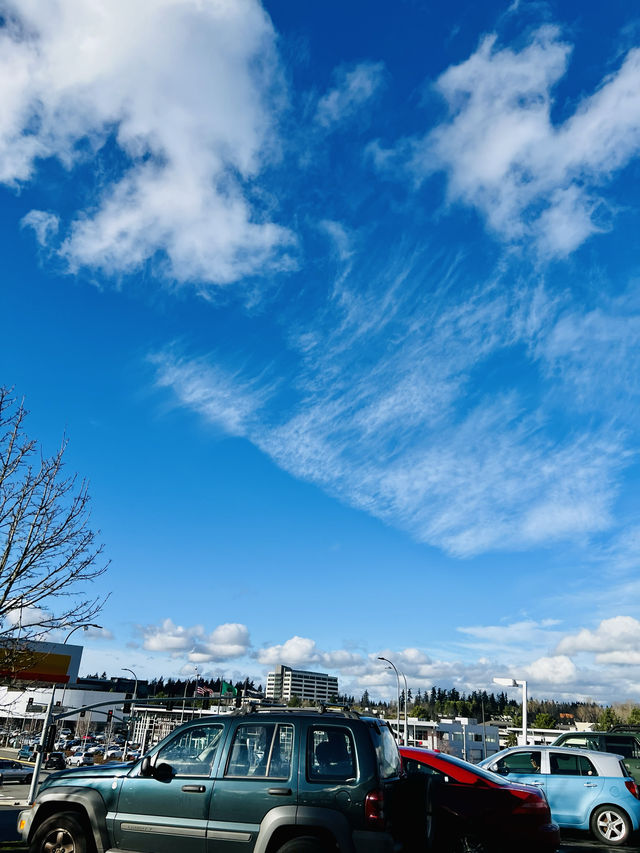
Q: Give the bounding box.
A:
[0,753,639,852]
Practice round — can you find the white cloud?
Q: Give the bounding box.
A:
[256,636,362,671]
[0,0,294,284]
[151,350,269,438]
[141,618,199,653]
[396,28,640,256]
[153,271,627,557]
[189,623,251,662]
[556,616,640,657]
[20,209,59,245]
[315,62,385,128]
[140,618,250,661]
[458,619,561,648]
[524,655,577,684]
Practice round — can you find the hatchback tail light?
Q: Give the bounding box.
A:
[625,780,640,799]
[365,789,386,829]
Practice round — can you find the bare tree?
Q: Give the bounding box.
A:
[0,387,109,661]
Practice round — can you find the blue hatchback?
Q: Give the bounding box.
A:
[479,745,640,846]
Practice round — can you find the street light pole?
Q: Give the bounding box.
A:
[27,622,102,805]
[378,657,402,744]
[122,668,138,760]
[400,670,408,746]
[493,676,528,745]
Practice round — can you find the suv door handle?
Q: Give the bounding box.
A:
[182,785,206,793]
[583,783,598,787]
[268,788,292,796]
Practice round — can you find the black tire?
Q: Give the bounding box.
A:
[276,838,328,853]
[456,836,488,853]
[29,812,88,853]
[590,804,632,846]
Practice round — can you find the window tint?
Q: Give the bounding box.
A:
[155,724,223,777]
[308,726,356,782]
[370,722,402,780]
[496,751,541,774]
[225,723,293,779]
[403,758,445,778]
[549,752,596,776]
[578,756,598,776]
[605,738,640,759]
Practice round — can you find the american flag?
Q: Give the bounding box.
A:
[196,684,214,696]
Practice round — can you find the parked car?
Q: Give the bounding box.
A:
[104,747,123,760]
[551,730,640,783]
[43,752,66,770]
[17,745,35,761]
[19,708,430,853]
[400,746,559,852]
[0,759,33,785]
[479,745,640,845]
[65,752,94,767]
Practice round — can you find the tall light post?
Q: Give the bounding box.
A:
[493,677,528,745]
[122,668,137,759]
[28,622,102,805]
[378,656,407,745]
[122,668,138,702]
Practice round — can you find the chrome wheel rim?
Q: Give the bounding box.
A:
[596,810,626,841]
[42,826,75,853]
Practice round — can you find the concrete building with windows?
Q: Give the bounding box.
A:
[265,664,338,704]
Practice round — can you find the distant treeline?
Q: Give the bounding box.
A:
[83,673,637,729]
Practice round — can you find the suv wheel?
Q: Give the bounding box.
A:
[590,804,631,846]
[276,838,329,853]
[30,811,88,853]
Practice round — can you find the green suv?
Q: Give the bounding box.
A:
[550,729,640,783]
[19,707,427,853]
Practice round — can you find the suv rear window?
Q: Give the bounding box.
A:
[369,722,402,779]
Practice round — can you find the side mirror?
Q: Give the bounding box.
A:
[140,756,152,777]
[153,762,173,783]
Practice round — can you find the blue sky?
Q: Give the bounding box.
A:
[1,0,640,705]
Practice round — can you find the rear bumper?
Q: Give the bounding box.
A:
[352,830,399,852]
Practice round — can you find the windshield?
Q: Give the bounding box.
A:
[436,753,515,786]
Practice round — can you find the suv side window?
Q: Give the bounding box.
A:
[308,726,357,782]
[604,737,640,759]
[155,724,223,776]
[225,724,293,779]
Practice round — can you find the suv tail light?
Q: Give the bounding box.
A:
[365,789,386,829]
[625,780,640,799]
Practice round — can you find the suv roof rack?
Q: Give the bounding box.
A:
[231,703,362,719]
[609,725,640,733]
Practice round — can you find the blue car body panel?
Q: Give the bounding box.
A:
[479,746,640,832]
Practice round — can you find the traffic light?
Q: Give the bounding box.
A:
[123,693,132,714]
[80,708,86,718]
[107,709,113,722]
[44,724,57,754]
[26,697,33,709]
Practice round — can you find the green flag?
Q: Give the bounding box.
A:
[221,680,238,696]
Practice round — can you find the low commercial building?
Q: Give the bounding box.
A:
[389,716,501,763]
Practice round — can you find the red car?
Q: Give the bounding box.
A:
[399,746,560,853]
